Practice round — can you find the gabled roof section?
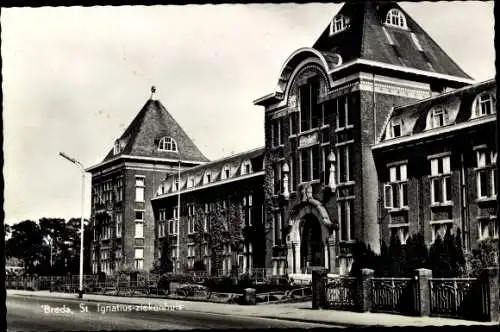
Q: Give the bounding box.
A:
[101,99,209,164]
[312,1,472,80]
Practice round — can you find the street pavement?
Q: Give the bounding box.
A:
[7,289,498,329]
[7,292,338,331]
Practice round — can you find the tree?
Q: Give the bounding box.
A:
[404,233,428,274]
[5,220,44,274]
[193,197,244,276]
[151,238,173,274]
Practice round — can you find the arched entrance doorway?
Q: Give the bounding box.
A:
[300,214,324,270]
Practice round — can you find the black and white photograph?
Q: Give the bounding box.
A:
[2,1,498,331]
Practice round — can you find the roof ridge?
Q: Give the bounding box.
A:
[394,78,494,111]
[177,146,265,175]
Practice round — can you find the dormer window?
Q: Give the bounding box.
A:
[473,92,494,118]
[187,176,195,188]
[241,160,252,175]
[329,15,350,36]
[203,171,211,184]
[158,137,178,152]
[221,165,231,180]
[113,141,121,155]
[430,106,448,129]
[385,9,407,29]
[387,119,402,139]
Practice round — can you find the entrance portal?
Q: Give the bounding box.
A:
[300,214,324,271]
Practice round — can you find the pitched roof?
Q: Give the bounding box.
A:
[154,147,265,198]
[101,99,209,163]
[374,78,495,147]
[312,1,472,80]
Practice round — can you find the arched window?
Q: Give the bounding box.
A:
[187,176,195,188]
[385,9,407,29]
[221,165,231,180]
[329,15,350,36]
[473,92,495,118]
[241,160,252,175]
[158,137,178,152]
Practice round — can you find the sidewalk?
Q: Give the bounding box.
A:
[7,289,498,327]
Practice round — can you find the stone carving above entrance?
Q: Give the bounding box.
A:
[299,183,314,202]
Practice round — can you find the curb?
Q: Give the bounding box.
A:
[258,315,363,328]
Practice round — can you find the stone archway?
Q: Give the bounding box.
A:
[286,199,336,274]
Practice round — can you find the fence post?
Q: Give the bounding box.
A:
[359,268,374,313]
[480,266,499,322]
[414,268,432,317]
[311,267,328,309]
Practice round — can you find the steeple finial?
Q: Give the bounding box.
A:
[150,86,156,100]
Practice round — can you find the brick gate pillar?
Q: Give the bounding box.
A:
[481,266,499,322]
[311,266,328,309]
[414,268,432,317]
[359,268,374,312]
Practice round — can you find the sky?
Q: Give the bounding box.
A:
[2,2,495,224]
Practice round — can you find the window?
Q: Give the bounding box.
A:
[174,179,179,192]
[188,205,195,234]
[387,119,402,138]
[114,141,121,155]
[274,210,283,245]
[391,226,409,245]
[430,155,451,204]
[158,137,178,152]
[338,144,353,183]
[329,15,350,35]
[241,160,252,175]
[289,112,299,135]
[272,117,285,146]
[299,81,320,132]
[289,156,296,192]
[221,165,231,180]
[158,223,166,238]
[273,162,282,194]
[187,176,195,188]
[135,210,144,221]
[431,223,452,242]
[173,207,178,220]
[135,222,144,238]
[116,214,122,238]
[430,106,448,129]
[158,209,167,221]
[300,146,320,183]
[473,93,494,117]
[336,95,351,129]
[187,243,196,269]
[204,171,211,184]
[171,246,177,259]
[135,176,145,202]
[134,248,144,270]
[243,194,253,227]
[479,218,498,240]
[385,8,407,29]
[169,218,178,235]
[203,204,208,232]
[116,178,124,202]
[384,163,408,209]
[339,200,354,241]
[476,148,497,199]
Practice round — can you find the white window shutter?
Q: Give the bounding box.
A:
[443,156,451,173]
[384,184,393,208]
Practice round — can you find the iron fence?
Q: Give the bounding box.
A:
[429,277,484,320]
[371,277,417,315]
[325,277,358,310]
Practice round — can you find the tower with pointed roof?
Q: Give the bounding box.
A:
[254,1,476,275]
[86,94,208,274]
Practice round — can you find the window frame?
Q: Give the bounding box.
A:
[158,136,178,152]
[329,15,350,35]
[385,8,407,29]
[135,176,145,202]
[429,155,452,204]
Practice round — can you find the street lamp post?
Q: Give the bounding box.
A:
[59,152,85,299]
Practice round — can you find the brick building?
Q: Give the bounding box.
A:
[87,97,208,274]
[253,1,481,276]
[151,148,265,275]
[88,2,495,277]
[373,79,497,249]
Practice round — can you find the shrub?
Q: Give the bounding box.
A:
[464,238,499,278]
